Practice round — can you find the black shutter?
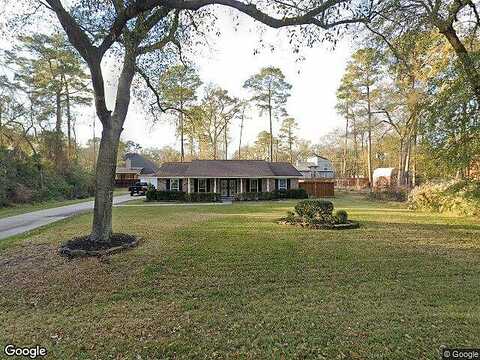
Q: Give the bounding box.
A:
[194,179,198,193]
[207,179,211,193]
[258,179,262,192]
[275,179,279,190]
[287,179,291,190]
[179,179,183,192]
[246,179,250,192]
[166,179,170,191]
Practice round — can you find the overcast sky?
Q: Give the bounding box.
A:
[2,6,353,155]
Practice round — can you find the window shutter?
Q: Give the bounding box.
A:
[246,179,250,192]
[258,179,262,192]
[194,179,198,193]
[179,179,183,192]
[166,179,170,191]
[207,179,211,193]
[275,179,279,190]
[287,179,291,190]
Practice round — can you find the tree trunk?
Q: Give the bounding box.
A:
[343,112,349,177]
[55,90,63,170]
[238,113,244,159]
[180,101,184,162]
[89,53,135,243]
[366,85,373,187]
[65,81,72,161]
[268,87,273,162]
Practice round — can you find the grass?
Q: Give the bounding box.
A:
[1,193,479,359]
[0,189,128,219]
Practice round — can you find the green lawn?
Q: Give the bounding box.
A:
[1,193,479,359]
[0,189,129,219]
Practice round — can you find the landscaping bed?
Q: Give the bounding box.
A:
[59,233,139,258]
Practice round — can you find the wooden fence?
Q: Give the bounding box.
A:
[299,180,335,198]
[335,177,370,189]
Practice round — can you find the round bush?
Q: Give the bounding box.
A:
[294,199,334,220]
[334,209,348,224]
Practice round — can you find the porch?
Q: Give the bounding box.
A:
[158,177,299,197]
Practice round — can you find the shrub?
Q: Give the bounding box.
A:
[294,199,334,223]
[334,209,348,224]
[408,180,480,216]
[155,191,186,201]
[145,186,156,202]
[235,189,307,201]
[368,188,408,202]
[185,193,221,202]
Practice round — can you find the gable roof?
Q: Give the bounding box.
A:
[155,160,302,178]
[124,153,159,174]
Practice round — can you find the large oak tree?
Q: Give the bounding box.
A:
[10,0,376,243]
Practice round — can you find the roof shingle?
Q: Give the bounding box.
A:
[155,160,302,178]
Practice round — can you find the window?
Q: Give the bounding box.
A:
[250,179,258,192]
[198,179,207,193]
[278,178,287,190]
[170,179,179,191]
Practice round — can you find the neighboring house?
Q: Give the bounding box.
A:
[115,153,159,187]
[296,155,335,179]
[141,160,303,197]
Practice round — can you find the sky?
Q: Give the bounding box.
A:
[1,5,354,156]
[74,9,353,155]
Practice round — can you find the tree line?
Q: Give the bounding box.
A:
[141,64,313,164]
[0,32,95,206]
[327,29,479,187]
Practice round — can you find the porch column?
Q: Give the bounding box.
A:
[240,179,243,193]
[266,178,270,192]
[188,178,191,194]
[214,178,217,193]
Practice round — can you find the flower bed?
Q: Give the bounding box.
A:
[279,199,359,230]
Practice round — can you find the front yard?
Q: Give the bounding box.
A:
[1,193,479,359]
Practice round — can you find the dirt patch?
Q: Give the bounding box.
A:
[59,233,139,258]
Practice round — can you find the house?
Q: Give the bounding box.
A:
[115,153,159,187]
[295,155,335,179]
[140,160,303,197]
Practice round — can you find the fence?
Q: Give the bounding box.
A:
[335,177,370,189]
[299,180,335,198]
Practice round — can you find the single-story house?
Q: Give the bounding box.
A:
[140,160,303,197]
[115,153,159,187]
[295,155,335,179]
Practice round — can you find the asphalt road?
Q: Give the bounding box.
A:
[0,194,137,241]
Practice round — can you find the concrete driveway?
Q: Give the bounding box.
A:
[0,194,137,241]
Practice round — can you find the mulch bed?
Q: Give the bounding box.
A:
[278,220,360,230]
[59,233,139,258]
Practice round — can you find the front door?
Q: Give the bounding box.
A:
[220,179,237,196]
[229,179,237,196]
[220,179,229,196]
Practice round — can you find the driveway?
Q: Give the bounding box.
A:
[0,194,137,241]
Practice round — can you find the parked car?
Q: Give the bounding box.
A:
[128,182,148,196]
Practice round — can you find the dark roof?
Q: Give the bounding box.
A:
[125,153,159,174]
[156,162,190,177]
[155,160,302,178]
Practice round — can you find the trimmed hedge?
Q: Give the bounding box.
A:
[185,193,221,202]
[146,189,221,202]
[235,188,308,201]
